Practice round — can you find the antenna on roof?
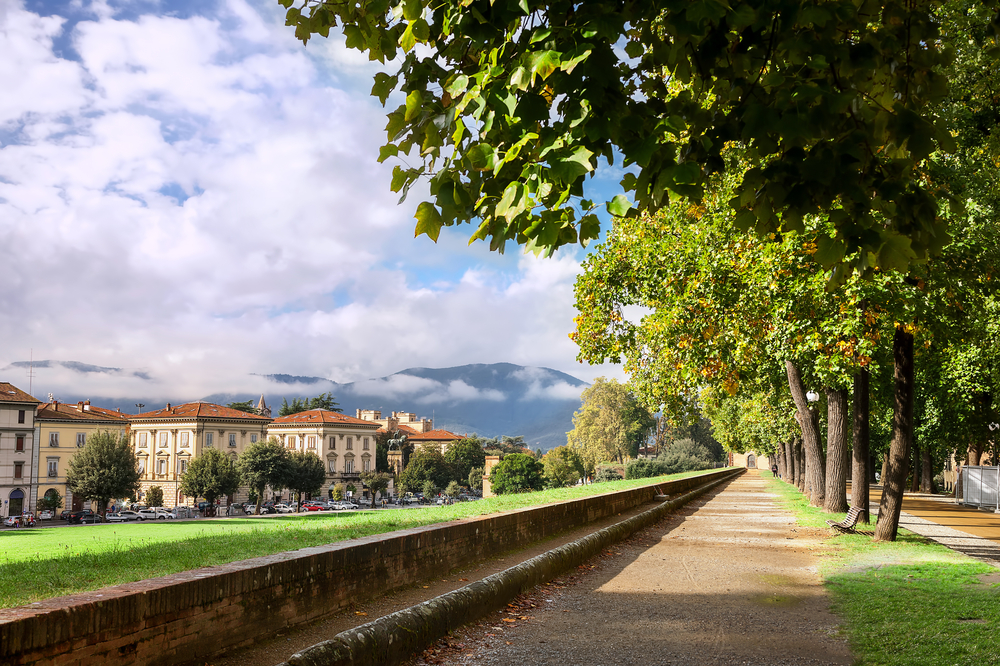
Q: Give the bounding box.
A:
[26,349,35,395]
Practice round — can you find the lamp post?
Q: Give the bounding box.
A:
[135,403,145,414]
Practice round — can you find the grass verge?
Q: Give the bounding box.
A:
[0,470,710,608]
[764,476,1000,666]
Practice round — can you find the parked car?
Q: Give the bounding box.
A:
[67,510,102,524]
[4,515,35,527]
[138,507,175,521]
[38,509,54,520]
[273,503,296,513]
[333,501,359,510]
[59,509,73,521]
[301,502,325,512]
[107,510,142,523]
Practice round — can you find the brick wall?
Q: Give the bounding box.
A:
[0,469,734,666]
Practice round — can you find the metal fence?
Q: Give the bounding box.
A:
[959,466,1000,510]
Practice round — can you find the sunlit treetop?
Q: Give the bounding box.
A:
[282,0,999,275]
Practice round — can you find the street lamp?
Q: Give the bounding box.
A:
[806,391,819,403]
[135,403,145,414]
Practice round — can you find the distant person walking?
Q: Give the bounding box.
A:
[771,463,779,478]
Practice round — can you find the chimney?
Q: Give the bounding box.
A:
[166,403,172,411]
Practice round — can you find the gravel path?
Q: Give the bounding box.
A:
[407,471,853,666]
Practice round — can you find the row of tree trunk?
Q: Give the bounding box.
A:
[773,327,915,540]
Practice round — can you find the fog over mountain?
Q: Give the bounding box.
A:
[3,361,588,451]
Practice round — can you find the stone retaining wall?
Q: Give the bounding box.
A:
[1,469,735,666]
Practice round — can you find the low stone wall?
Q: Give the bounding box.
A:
[1,469,737,666]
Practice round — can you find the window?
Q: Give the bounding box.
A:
[157,459,166,475]
[229,433,237,447]
[158,432,168,448]
[14,462,23,479]
[250,433,258,443]
[346,437,353,450]
[47,458,58,477]
[16,435,25,452]
[329,436,336,450]
[206,432,214,447]
[180,459,189,474]
[49,433,59,447]
[180,432,190,448]
[363,437,370,450]
[329,460,337,473]
[363,458,371,472]
[138,433,147,448]
[345,459,354,473]
[138,459,146,474]
[18,410,25,424]
[76,432,86,447]
[308,436,316,449]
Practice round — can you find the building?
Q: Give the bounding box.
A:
[34,400,131,512]
[0,382,41,518]
[729,450,778,471]
[355,409,464,456]
[268,409,381,498]
[130,402,271,507]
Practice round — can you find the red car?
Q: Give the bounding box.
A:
[301,502,325,512]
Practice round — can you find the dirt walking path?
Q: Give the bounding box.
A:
[408,471,853,666]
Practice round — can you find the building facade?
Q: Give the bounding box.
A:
[34,400,131,512]
[0,382,41,518]
[130,402,271,507]
[267,409,381,498]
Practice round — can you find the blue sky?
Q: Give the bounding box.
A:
[0,0,626,403]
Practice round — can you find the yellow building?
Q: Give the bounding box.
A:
[130,402,271,507]
[0,382,41,518]
[267,409,381,498]
[34,400,131,511]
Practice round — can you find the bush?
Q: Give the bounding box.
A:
[489,453,544,494]
[594,464,623,483]
[625,458,670,479]
[655,438,715,474]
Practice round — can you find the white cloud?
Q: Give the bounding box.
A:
[0,0,626,405]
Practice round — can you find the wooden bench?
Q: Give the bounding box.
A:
[826,506,865,534]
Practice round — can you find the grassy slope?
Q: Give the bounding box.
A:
[0,471,707,608]
[764,476,1000,666]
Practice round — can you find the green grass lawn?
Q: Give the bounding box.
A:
[764,476,1000,666]
[0,470,709,608]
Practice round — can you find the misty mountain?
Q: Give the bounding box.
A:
[3,361,588,451]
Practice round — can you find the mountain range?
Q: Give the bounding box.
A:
[2,361,589,451]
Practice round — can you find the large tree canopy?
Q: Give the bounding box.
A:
[283,0,999,275]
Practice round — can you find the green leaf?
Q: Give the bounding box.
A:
[877,234,917,272]
[606,194,632,217]
[414,202,443,241]
[529,50,561,83]
[467,144,497,171]
[549,146,594,182]
[385,109,406,140]
[400,21,417,52]
[445,74,469,96]
[372,72,397,106]
[401,0,422,21]
[405,90,423,122]
[814,235,845,268]
[495,182,527,222]
[672,161,701,185]
[378,144,399,163]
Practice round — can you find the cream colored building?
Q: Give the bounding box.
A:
[130,402,271,507]
[355,409,464,456]
[268,409,381,498]
[34,401,131,512]
[0,382,41,518]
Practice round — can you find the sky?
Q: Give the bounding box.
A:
[0,0,627,403]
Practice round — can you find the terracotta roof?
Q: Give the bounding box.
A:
[403,428,464,441]
[270,409,379,427]
[37,401,130,423]
[0,382,41,404]
[133,402,270,421]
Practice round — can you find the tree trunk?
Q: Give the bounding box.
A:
[786,360,825,506]
[875,326,914,542]
[910,443,921,492]
[796,437,806,492]
[881,454,890,484]
[824,387,850,513]
[784,437,794,484]
[921,446,933,493]
[968,441,984,466]
[852,369,871,524]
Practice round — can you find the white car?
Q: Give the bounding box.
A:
[107,510,142,523]
[273,503,296,513]
[138,507,175,520]
[334,501,359,510]
[38,510,54,520]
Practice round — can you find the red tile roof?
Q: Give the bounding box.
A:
[0,382,41,404]
[133,402,270,421]
[398,427,464,441]
[37,401,130,423]
[270,409,379,427]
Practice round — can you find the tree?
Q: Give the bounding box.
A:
[445,480,462,499]
[489,453,544,494]
[237,438,291,515]
[397,446,453,493]
[567,378,655,470]
[283,0,982,277]
[542,446,585,488]
[37,489,64,513]
[146,486,164,509]
[467,467,484,493]
[180,448,241,516]
[66,430,141,517]
[227,400,259,415]
[421,479,439,500]
[278,392,343,417]
[361,471,392,507]
[286,451,327,508]
[444,437,487,485]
